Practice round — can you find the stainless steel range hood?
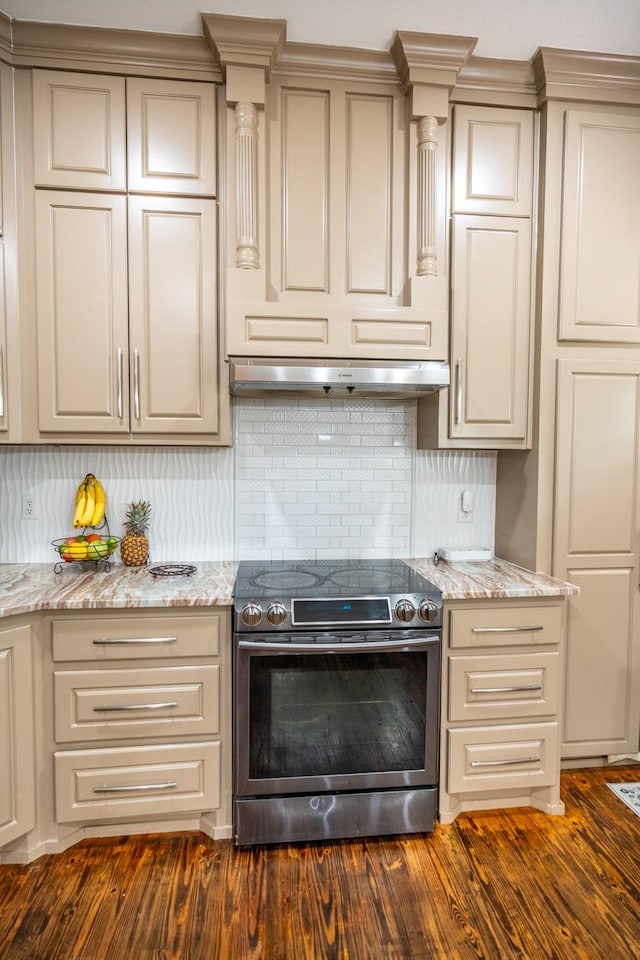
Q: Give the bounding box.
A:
[229,357,450,399]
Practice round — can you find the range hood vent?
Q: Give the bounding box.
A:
[229,357,450,399]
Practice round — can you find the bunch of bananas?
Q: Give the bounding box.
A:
[73,474,107,529]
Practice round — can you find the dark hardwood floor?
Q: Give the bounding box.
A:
[1,766,639,960]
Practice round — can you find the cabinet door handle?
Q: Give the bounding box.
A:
[116,346,123,419]
[0,343,4,418]
[455,358,462,425]
[133,348,140,421]
[471,625,544,634]
[470,757,539,768]
[93,781,178,794]
[92,636,178,646]
[469,684,542,694]
[93,701,179,712]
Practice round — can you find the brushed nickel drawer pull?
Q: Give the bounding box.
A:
[470,757,539,768]
[93,636,178,645]
[471,625,544,634]
[455,358,462,425]
[470,684,543,694]
[93,781,178,794]
[116,346,123,419]
[93,701,179,712]
[133,348,140,421]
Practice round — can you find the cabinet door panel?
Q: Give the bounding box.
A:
[450,216,531,440]
[126,78,216,196]
[0,624,35,846]
[0,245,7,434]
[555,359,640,757]
[453,105,533,216]
[559,110,640,342]
[33,70,126,191]
[35,191,130,434]
[128,196,218,434]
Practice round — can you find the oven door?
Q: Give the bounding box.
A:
[234,630,441,798]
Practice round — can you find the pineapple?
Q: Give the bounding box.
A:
[120,500,151,567]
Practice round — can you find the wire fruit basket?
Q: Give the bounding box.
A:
[51,524,120,573]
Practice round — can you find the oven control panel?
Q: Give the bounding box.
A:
[235,593,442,633]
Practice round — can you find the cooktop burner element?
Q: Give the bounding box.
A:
[234,559,442,633]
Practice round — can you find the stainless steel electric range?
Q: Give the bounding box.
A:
[232,558,442,846]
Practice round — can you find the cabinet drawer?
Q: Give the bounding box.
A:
[449,652,560,722]
[55,741,220,823]
[54,664,220,742]
[448,722,559,794]
[449,604,561,649]
[52,615,221,661]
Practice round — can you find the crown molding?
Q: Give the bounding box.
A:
[9,19,221,81]
[391,31,478,91]
[273,41,397,85]
[0,11,11,62]
[452,57,537,108]
[202,13,286,81]
[533,47,640,105]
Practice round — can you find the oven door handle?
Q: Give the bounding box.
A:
[237,636,439,652]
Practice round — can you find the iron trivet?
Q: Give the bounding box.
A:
[148,564,197,577]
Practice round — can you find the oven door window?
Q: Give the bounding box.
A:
[248,651,429,780]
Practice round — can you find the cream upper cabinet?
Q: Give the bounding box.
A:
[452,105,534,216]
[126,78,216,196]
[0,244,7,435]
[30,70,228,444]
[224,75,449,361]
[34,190,221,440]
[127,195,220,436]
[554,358,640,760]
[448,215,531,442]
[0,621,35,847]
[418,104,534,450]
[33,70,127,191]
[558,109,640,343]
[35,190,130,435]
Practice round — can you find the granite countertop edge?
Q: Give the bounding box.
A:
[0,558,578,620]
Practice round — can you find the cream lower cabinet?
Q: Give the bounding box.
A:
[51,610,231,832]
[554,359,640,759]
[0,619,35,847]
[440,599,565,824]
[34,190,226,442]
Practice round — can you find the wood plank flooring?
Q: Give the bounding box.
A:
[1,766,639,959]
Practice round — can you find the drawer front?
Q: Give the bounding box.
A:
[449,604,562,649]
[448,722,559,794]
[448,651,560,722]
[54,664,220,742]
[55,741,220,822]
[52,614,223,661]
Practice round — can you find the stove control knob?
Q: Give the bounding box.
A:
[418,599,439,623]
[266,602,287,626]
[395,599,416,622]
[240,602,263,627]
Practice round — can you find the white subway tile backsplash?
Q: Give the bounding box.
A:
[0,397,497,563]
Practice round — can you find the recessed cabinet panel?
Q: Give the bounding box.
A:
[560,368,639,556]
[35,191,130,434]
[449,651,560,722]
[449,604,561,649]
[281,89,328,293]
[52,614,221,662]
[126,78,217,196]
[347,94,393,295]
[563,568,635,749]
[554,359,640,758]
[0,624,35,846]
[453,105,534,216]
[448,722,559,794]
[128,196,218,434]
[450,216,531,440]
[559,110,640,342]
[0,245,7,434]
[33,70,126,190]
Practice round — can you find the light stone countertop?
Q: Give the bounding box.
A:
[0,557,577,619]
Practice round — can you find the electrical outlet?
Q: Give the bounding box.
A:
[457,489,472,523]
[22,494,38,520]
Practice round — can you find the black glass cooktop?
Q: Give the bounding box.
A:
[234,558,439,599]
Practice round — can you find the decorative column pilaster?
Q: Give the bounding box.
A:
[416,115,438,277]
[234,101,259,269]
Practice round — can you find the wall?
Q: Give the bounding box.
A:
[0,398,496,563]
